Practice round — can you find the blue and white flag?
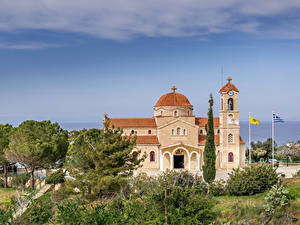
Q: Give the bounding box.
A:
[273,113,284,123]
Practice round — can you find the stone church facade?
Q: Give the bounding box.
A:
[109,77,246,171]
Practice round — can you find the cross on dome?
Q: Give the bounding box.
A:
[171,85,177,93]
[227,76,232,83]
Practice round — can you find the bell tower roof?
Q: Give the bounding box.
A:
[219,76,239,93]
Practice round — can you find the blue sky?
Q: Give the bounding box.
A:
[0,0,300,124]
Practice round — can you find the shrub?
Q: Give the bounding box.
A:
[263,184,290,216]
[45,169,65,185]
[227,163,279,196]
[11,173,30,190]
[292,170,300,178]
[209,179,227,196]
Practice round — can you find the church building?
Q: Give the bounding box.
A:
[109,77,246,171]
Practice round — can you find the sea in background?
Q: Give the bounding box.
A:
[59,121,300,147]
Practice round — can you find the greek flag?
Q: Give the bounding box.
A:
[273,113,284,123]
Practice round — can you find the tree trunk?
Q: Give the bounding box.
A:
[4,163,8,188]
[30,168,35,189]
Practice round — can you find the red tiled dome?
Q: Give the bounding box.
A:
[154,92,192,107]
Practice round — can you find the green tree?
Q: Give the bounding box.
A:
[248,138,276,161]
[202,94,216,184]
[5,120,69,189]
[67,116,146,197]
[0,124,13,188]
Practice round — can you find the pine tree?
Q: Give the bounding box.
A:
[203,94,216,184]
[67,115,146,197]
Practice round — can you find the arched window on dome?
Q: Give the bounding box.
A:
[228,133,234,144]
[228,98,234,110]
[160,111,163,116]
[150,151,155,162]
[187,111,190,116]
[177,127,181,135]
[228,152,234,162]
[174,110,178,117]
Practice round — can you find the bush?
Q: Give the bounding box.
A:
[11,173,30,189]
[226,163,279,196]
[292,170,300,178]
[209,179,227,196]
[45,169,65,185]
[263,184,290,216]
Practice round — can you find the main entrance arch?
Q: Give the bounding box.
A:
[174,149,184,169]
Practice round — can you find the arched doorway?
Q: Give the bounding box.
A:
[174,149,184,169]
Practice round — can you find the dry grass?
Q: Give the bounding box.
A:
[0,188,17,204]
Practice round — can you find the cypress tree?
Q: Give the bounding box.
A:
[203,94,216,183]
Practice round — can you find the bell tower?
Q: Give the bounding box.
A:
[219,77,241,168]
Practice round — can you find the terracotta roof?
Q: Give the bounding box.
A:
[239,136,246,144]
[195,118,220,127]
[109,118,156,128]
[136,135,159,145]
[154,92,192,107]
[199,135,220,145]
[219,78,239,93]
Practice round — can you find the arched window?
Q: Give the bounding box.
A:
[200,129,203,134]
[228,114,234,124]
[217,129,220,134]
[133,151,138,161]
[228,98,234,110]
[187,111,190,116]
[177,127,181,135]
[150,151,155,162]
[228,133,234,144]
[148,130,152,134]
[221,99,223,110]
[228,152,234,162]
[131,130,135,135]
[171,129,175,135]
[160,111,163,116]
[183,129,187,135]
[174,111,178,117]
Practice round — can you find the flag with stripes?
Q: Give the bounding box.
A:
[273,113,284,123]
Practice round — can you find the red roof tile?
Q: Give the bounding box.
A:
[219,82,239,93]
[154,92,192,107]
[199,135,220,145]
[109,118,156,128]
[239,136,246,144]
[136,135,159,145]
[195,118,219,127]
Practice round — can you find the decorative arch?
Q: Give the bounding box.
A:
[171,147,190,157]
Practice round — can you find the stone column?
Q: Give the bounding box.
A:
[196,154,200,171]
[160,154,164,171]
[170,155,174,170]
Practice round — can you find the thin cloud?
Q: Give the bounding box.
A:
[0,42,64,50]
[0,0,300,41]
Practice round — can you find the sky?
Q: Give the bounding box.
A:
[1,0,300,125]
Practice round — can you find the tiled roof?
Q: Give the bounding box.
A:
[198,135,220,145]
[109,118,156,128]
[219,82,239,93]
[195,118,220,127]
[154,92,192,107]
[239,136,246,144]
[136,135,159,145]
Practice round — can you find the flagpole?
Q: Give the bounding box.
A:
[249,112,251,164]
[272,111,275,168]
